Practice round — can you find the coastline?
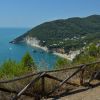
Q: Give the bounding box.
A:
[28,43,48,51]
[30,44,80,61]
[53,52,71,60]
[25,36,80,60]
[53,50,80,61]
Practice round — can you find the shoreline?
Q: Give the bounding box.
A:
[29,43,48,51]
[25,37,48,51]
[29,43,80,61]
[53,52,71,60]
[25,37,80,60]
[53,50,80,61]
[28,43,80,61]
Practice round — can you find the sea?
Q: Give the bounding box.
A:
[0,28,58,69]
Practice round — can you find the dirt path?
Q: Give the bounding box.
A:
[47,85,100,100]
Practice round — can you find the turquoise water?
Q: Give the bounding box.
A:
[0,28,58,69]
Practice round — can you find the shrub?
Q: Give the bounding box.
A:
[0,59,33,78]
[54,58,71,69]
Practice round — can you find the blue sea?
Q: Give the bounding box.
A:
[0,28,58,69]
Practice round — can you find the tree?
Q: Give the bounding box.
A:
[21,52,36,68]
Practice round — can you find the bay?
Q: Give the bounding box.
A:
[0,28,58,69]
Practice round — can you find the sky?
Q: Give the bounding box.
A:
[0,0,100,28]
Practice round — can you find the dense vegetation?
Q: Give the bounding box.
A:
[12,15,100,52]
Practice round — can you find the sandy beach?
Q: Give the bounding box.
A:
[53,50,80,61]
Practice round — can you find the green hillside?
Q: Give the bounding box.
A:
[11,15,100,53]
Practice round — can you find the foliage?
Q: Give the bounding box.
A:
[21,52,36,68]
[73,54,96,65]
[73,43,100,64]
[85,43,100,57]
[0,52,36,79]
[54,58,71,69]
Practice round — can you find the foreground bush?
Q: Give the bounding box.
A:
[0,52,36,79]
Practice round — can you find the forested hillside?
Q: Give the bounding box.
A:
[11,15,100,53]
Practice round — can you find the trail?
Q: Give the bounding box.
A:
[48,85,100,100]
